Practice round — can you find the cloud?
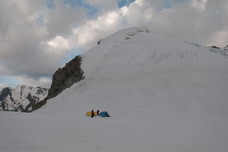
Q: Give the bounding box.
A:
[0,0,87,88]
[71,10,121,50]
[16,75,51,88]
[0,1,49,76]
[46,0,87,37]
[67,0,157,50]
[191,0,208,12]
[206,29,228,46]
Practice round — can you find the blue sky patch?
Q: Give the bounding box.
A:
[63,0,98,15]
[60,47,85,66]
[46,0,55,9]
[118,0,136,8]
[161,0,186,9]
[0,75,18,88]
[46,0,98,15]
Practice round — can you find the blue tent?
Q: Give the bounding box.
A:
[99,111,110,117]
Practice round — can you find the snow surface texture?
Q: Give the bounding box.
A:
[1,27,228,152]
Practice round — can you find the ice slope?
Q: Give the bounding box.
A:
[1,27,228,152]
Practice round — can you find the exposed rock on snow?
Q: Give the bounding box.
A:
[48,55,84,99]
[33,55,84,110]
[209,44,228,56]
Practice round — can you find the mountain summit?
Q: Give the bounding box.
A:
[0,85,48,112]
[41,27,228,117]
[1,27,228,152]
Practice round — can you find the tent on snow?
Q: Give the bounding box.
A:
[86,111,98,116]
[99,111,110,117]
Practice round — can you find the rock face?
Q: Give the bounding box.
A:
[224,45,228,52]
[33,55,84,110]
[0,85,48,112]
[48,56,84,99]
[209,45,228,56]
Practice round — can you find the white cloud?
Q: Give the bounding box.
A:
[206,29,228,47]
[46,0,86,37]
[71,10,121,49]
[191,0,208,13]
[69,0,156,50]
[47,35,70,53]
[76,0,228,49]
[0,0,87,88]
[16,75,51,88]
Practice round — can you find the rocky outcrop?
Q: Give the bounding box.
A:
[0,87,11,110]
[48,56,84,99]
[33,55,84,110]
[209,45,228,56]
[224,45,228,52]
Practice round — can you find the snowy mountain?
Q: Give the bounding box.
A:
[0,85,48,112]
[209,44,228,56]
[1,27,228,152]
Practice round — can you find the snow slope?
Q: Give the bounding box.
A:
[1,27,228,152]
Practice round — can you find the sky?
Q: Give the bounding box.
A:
[0,0,228,90]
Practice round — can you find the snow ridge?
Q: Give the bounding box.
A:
[209,45,228,56]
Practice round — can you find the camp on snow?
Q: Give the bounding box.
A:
[99,111,110,117]
[86,111,98,116]
[85,111,110,117]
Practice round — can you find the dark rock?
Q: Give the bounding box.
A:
[0,87,12,110]
[211,46,220,49]
[0,87,11,101]
[33,55,84,111]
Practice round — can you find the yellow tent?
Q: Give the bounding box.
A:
[85,111,98,116]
